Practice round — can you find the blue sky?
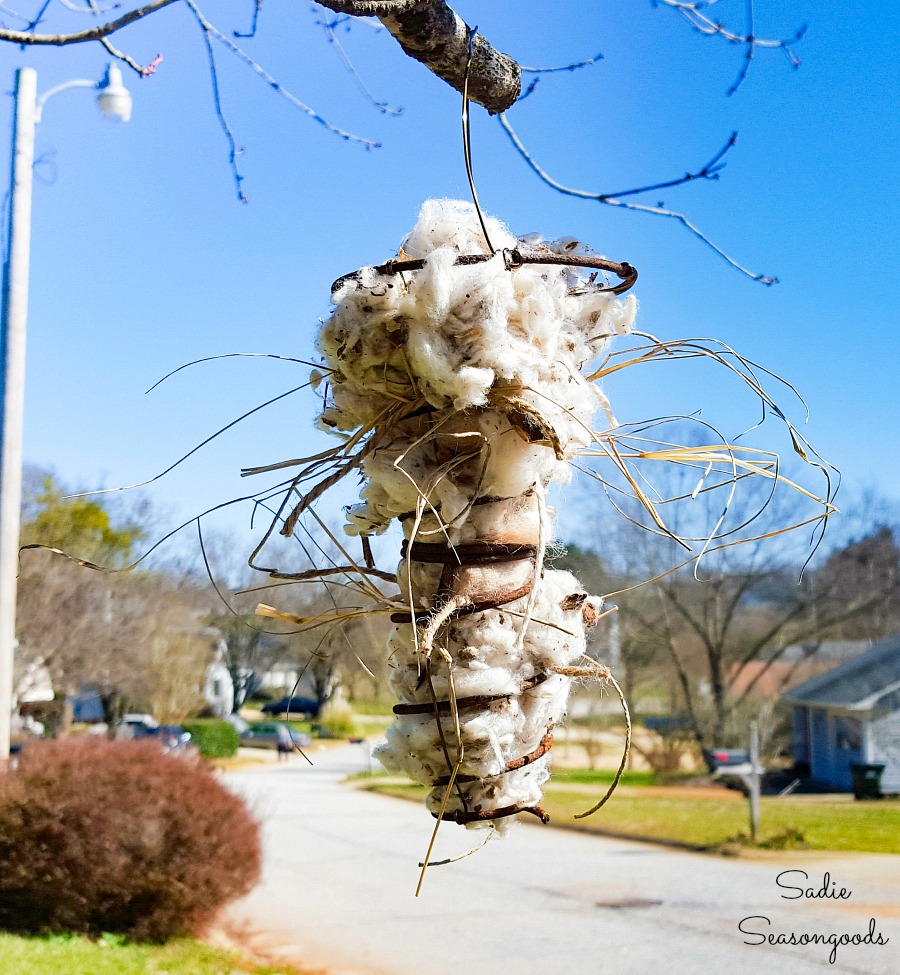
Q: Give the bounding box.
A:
[1,0,898,564]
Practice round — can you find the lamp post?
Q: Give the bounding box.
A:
[0,64,132,761]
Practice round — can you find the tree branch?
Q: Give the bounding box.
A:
[85,0,163,78]
[316,0,422,13]
[657,0,806,95]
[520,52,604,74]
[187,0,381,149]
[498,112,776,285]
[0,0,180,45]
[318,0,521,114]
[656,599,707,751]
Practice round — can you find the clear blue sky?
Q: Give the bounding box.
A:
[1,0,898,562]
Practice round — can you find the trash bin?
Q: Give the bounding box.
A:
[849,763,885,800]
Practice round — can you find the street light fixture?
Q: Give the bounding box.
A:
[34,63,133,124]
[0,64,132,761]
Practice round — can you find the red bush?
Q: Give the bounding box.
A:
[0,737,260,940]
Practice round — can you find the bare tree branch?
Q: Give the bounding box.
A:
[313,5,405,116]
[0,0,180,45]
[85,0,163,78]
[186,0,381,149]
[186,0,247,203]
[317,0,422,13]
[520,51,604,74]
[317,0,521,114]
[0,1,36,25]
[657,0,805,95]
[233,0,263,39]
[498,112,776,285]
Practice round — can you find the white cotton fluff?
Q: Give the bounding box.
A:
[319,200,636,536]
[315,200,634,832]
[376,569,600,832]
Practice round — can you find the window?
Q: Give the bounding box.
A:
[834,715,862,751]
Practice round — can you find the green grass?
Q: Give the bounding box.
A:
[364,781,900,854]
[552,769,660,787]
[0,933,308,975]
[347,699,395,717]
[540,789,900,853]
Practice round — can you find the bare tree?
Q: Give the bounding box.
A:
[146,630,211,722]
[206,607,286,712]
[587,475,900,753]
[15,475,214,722]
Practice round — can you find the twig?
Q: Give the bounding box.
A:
[85,0,162,77]
[657,0,805,95]
[601,131,736,200]
[313,2,404,116]
[186,0,381,149]
[0,2,37,25]
[187,0,247,202]
[727,0,755,97]
[58,0,120,12]
[498,112,776,285]
[520,51,603,73]
[24,0,53,30]
[233,0,262,38]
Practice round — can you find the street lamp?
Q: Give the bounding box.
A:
[35,64,133,123]
[0,64,132,760]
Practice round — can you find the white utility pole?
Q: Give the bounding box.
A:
[0,65,132,761]
[0,67,37,762]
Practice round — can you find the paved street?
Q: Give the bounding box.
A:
[224,745,898,975]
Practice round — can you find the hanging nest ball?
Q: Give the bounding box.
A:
[314,199,636,841]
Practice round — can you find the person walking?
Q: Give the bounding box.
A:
[275,723,293,762]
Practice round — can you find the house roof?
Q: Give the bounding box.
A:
[783,633,900,713]
[780,639,872,663]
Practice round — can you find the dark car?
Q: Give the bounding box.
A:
[240,722,313,750]
[129,723,194,754]
[260,696,320,718]
[703,748,751,773]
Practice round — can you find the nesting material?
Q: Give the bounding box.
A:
[316,199,636,832]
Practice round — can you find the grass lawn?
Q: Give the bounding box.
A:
[347,699,396,717]
[553,769,661,788]
[364,781,900,854]
[0,933,308,975]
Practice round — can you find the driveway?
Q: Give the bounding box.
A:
[223,745,898,975]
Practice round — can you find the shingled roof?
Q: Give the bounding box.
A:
[783,634,900,713]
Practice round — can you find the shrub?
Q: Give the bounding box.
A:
[0,737,260,940]
[315,696,355,739]
[181,719,240,758]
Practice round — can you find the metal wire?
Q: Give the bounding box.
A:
[331,249,638,296]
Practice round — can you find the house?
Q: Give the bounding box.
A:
[783,634,900,792]
[199,630,234,717]
[730,639,872,698]
[259,660,301,694]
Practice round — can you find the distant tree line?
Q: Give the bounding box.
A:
[14,469,390,730]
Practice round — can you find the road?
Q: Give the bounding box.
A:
[223,745,898,975]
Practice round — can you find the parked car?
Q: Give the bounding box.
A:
[260,696,320,718]
[153,725,194,754]
[239,722,312,750]
[116,717,193,754]
[703,749,752,773]
[116,713,158,738]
